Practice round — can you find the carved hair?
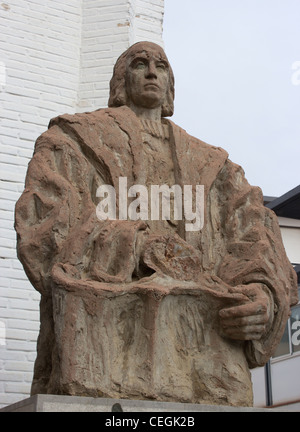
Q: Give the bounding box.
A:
[108,42,175,117]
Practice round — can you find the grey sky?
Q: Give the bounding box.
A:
[163,0,300,197]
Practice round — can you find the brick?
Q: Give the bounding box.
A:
[7,320,39,333]
[0,371,24,382]
[0,182,19,192]
[0,288,30,301]
[9,298,39,311]
[10,278,36,291]
[5,340,37,353]
[0,210,14,220]
[0,154,30,168]
[0,228,16,240]
[0,277,11,288]
[0,308,39,322]
[5,361,34,373]
[0,350,27,362]
[0,258,13,268]
[6,328,38,342]
[0,268,29,281]
[0,199,16,211]
[0,248,17,259]
[4,382,31,394]
[0,220,14,230]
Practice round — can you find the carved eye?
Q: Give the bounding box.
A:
[156,62,166,71]
[135,61,147,70]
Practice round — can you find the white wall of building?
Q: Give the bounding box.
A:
[0,0,164,408]
[78,0,130,112]
[272,354,300,406]
[278,217,300,265]
[78,0,164,112]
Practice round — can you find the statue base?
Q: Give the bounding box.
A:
[0,394,284,412]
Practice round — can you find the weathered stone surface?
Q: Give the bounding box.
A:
[15,42,298,407]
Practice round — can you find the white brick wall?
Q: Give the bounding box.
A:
[0,0,82,408]
[0,0,164,408]
[78,0,164,112]
[78,0,130,111]
[132,0,164,44]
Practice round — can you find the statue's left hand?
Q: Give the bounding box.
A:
[219,283,273,341]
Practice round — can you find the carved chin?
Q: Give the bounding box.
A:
[137,92,164,109]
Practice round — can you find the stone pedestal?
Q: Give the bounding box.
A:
[0,395,285,412]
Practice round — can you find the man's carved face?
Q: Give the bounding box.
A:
[125,47,170,110]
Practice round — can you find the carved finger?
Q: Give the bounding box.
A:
[222,324,267,341]
[219,301,268,320]
[220,311,270,328]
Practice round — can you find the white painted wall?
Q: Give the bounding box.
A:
[278,217,300,265]
[0,0,164,408]
[271,355,300,407]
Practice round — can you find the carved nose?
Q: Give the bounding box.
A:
[145,62,157,79]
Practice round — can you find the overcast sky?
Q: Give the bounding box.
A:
[163,0,300,197]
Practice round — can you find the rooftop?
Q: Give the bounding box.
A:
[265,185,300,220]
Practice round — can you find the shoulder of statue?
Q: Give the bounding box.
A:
[38,106,142,159]
[47,108,106,129]
[48,106,140,132]
[167,118,229,164]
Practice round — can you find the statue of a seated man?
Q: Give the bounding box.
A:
[15,42,298,407]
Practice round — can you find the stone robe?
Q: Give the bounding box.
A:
[15,106,298,406]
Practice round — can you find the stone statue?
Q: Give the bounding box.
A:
[15,42,298,407]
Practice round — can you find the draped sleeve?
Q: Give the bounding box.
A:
[212,159,298,367]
